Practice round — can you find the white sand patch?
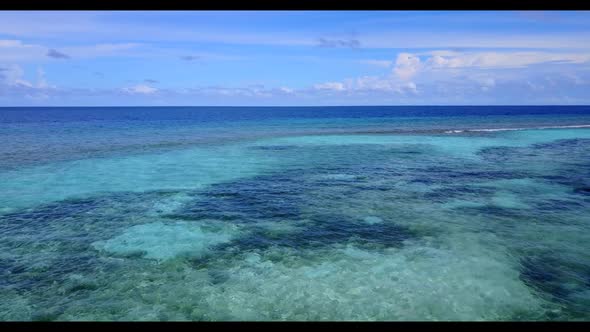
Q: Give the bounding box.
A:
[92,221,238,261]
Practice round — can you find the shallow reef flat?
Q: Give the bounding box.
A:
[1,108,590,320]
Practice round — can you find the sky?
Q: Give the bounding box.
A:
[0,10,590,106]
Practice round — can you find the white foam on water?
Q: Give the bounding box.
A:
[445,124,590,134]
[255,127,590,161]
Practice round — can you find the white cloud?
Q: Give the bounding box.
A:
[0,39,144,62]
[361,32,590,49]
[0,64,26,86]
[314,82,346,91]
[122,84,158,95]
[61,43,143,58]
[36,68,51,89]
[278,87,294,94]
[526,81,544,91]
[0,64,54,89]
[479,77,496,87]
[312,75,418,96]
[424,51,590,70]
[0,39,47,62]
[387,50,590,92]
[0,65,58,103]
[473,77,496,91]
[305,49,590,99]
[400,81,418,94]
[1,12,590,51]
[0,39,240,64]
[355,76,396,91]
[0,12,314,47]
[393,53,422,80]
[0,40,28,48]
[189,86,276,98]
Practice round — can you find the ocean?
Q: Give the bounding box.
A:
[1,106,590,321]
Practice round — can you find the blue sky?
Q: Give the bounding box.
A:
[0,11,589,106]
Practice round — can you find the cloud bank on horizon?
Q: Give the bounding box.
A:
[0,10,589,106]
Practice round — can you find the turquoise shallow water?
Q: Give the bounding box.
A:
[1,106,590,321]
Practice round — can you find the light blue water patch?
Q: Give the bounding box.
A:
[363,216,383,225]
[92,221,240,261]
[0,143,280,210]
[441,178,574,211]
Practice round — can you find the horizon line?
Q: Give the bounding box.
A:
[1,105,590,108]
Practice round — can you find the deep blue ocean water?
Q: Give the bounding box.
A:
[1,106,590,320]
